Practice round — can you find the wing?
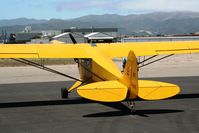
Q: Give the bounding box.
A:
[0,41,199,58]
[97,41,199,57]
[0,43,92,58]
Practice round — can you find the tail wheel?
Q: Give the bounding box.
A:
[61,88,68,99]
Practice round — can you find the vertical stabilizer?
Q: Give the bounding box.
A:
[120,51,138,99]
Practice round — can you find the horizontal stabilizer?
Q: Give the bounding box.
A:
[77,81,128,102]
[138,80,180,100]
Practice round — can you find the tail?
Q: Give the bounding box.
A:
[120,51,138,99]
[76,50,180,102]
[76,51,138,102]
[120,51,180,100]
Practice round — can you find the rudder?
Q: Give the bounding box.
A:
[120,51,138,99]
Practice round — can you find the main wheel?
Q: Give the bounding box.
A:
[61,87,68,99]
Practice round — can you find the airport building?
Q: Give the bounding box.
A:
[56,28,118,43]
[122,36,199,42]
[6,27,118,44]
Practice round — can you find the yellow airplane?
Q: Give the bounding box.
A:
[0,40,199,110]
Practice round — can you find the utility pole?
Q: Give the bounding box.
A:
[4,30,7,43]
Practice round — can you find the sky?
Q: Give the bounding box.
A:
[0,0,199,20]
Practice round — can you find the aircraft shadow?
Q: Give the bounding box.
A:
[0,93,198,109]
[84,102,184,118]
[0,98,93,108]
[83,109,184,118]
[133,93,199,101]
[169,93,199,100]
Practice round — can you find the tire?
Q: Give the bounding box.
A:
[61,87,68,99]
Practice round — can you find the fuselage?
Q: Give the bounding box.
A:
[78,59,122,82]
[77,57,138,100]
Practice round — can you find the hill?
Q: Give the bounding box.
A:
[1,12,199,35]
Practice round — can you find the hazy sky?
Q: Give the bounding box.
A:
[0,0,199,19]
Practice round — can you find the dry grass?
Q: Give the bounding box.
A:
[0,59,75,67]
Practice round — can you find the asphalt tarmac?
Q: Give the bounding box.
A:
[0,76,198,133]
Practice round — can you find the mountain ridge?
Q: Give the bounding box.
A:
[1,12,199,35]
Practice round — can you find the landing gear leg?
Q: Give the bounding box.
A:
[127,101,136,114]
[61,87,69,99]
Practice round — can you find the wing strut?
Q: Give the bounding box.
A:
[138,54,174,68]
[11,58,83,82]
[69,33,77,44]
[68,33,105,81]
[138,55,157,65]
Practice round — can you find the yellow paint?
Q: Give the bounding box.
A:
[91,49,122,81]
[138,80,180,100]
[119,51,138,99]
[0,41,199,59]
[0,44,92,58]
[97,41,199,57]
[77,81,128,102]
